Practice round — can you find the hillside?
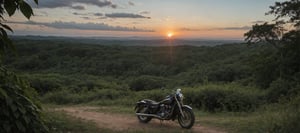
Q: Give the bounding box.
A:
[2,37,299,132]
[4,38,257,91]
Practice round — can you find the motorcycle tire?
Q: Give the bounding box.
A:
[178,107,195,129]
[137,106,152,123]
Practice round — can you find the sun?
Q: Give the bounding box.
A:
[167,32,173,38]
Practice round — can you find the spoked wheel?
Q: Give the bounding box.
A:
[137,106,152,123]
[178,107,195,129]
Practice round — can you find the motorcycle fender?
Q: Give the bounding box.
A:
[134,100,147,110]
[182,105,192,110]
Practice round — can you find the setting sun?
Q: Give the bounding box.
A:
[167,32,174,38]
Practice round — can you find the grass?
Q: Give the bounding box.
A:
[44,110,102,133]
[195,111,263,133]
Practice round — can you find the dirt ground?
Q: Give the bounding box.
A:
[54,106,226,133]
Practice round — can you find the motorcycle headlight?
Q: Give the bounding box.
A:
[178,93,184,100]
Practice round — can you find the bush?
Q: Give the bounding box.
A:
[267,78,291,103]
[30,78,61,95]
[200,88,225,112]
[184,84,263,112]
[42,89,128,105]
[258,95,300,133]
[129,75,166,91]
[0,67,47,133]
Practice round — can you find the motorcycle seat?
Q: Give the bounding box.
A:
[144,99,159,106]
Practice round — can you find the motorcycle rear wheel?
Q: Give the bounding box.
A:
[137,107,152,123]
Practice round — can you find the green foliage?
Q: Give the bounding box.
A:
[184,84,264,112]
[5,40,254,87]
[0,66,47,133]
[268,0,300,27]
[255,95,300,133]
[266,78,291,102]
[245,0,300,102]
[44,111,100,133]
[4,39,271,112]
[42,89,128,105]
[0,0,37,58]
[0,1,48,133]
[129,75,167,91]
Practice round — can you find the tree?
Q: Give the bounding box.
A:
[244,0,300,91]
[0,0,48,133]
[245,0,300,45]
[0,0,37,58]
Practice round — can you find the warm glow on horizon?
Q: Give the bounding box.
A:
[8,0,278,39]
[167,32,174,38]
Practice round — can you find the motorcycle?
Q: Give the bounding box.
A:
[134,89,195,129]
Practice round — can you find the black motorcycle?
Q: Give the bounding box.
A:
[135,89,195,129]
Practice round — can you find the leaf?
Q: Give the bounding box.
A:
[0,28,15,52]
[14,110,20,118]
[16,120,26,132]
[23,115,30,124]
[0,88,8,97]
[18,107,26,114]
[5,96,13,105]
[3,108,9,116]
[0,28,8,38]
[3,124,11,133]
[0,24,13,32]
[20,1,33,19]
[4,0,17,16]
[34,0,38,5]
[10,103,18,113]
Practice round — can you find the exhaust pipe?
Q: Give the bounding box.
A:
[136,113,162,119]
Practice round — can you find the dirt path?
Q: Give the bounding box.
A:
[54,106,226,133]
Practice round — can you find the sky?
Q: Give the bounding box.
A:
[6,0,283,40]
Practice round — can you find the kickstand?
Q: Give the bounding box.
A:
[160,120,163,126]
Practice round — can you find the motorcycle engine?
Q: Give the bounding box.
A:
[159,104,172,118]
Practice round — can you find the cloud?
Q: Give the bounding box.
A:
[180,26,251,31]
[128,1,135,6]
[81,17,91,20]
[94,13,103,16]
[8,21,154,32]
[140,11,150,15]
[35,11,49,17]
[35,0,117,10]
[251,20,266,24]
[179,28,202,31]
[105,13,150,19]
[73,12,103,16]
[71,5,85,10]
[216,26,251,30]
[73,12,86,15]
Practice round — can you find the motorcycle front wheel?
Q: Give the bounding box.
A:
[136,106,152,123]
[178,107,195,129]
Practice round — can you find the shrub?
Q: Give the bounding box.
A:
[30,78,61,95]
[183,84,263,112]
[129,75,166,91]
[223,91,259,112]
[267,78,291,102]
[200,88,226,112]
[258,95,300,133]
[42,89,128,104]
[0,67,47,133]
